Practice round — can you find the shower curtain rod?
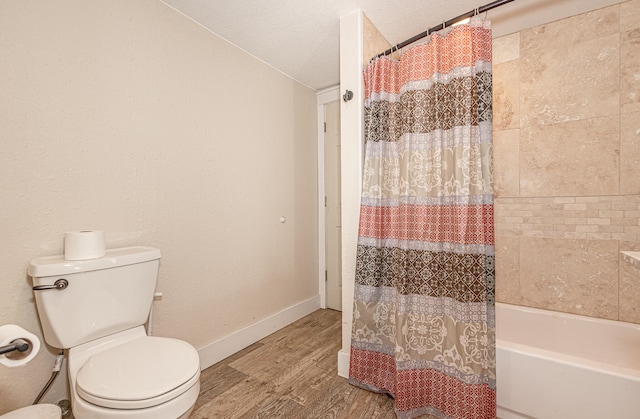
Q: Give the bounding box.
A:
[372,0,516,61]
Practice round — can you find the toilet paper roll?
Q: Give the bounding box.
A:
[64,230,106,260]
[0,325,41,368]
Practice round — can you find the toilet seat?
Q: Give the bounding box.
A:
[76,335,200,410]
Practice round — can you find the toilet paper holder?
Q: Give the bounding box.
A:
[0,338,30,356]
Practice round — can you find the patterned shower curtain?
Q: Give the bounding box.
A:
[349,19,495,419]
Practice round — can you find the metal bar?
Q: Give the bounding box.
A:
[372,0,516,61]
[0,339,30,355]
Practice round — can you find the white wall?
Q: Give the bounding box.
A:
[337,10,364,378]
[0,0,318,413]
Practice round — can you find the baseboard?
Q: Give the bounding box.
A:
[497,406,530,419]
[337,348,350,378]
[197,294,321,370]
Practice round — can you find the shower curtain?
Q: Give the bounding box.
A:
[349,19,495,419]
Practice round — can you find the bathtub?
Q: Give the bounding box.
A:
[495,302,640,419]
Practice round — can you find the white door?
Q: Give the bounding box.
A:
[324,100,342,311]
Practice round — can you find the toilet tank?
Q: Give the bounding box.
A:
[28,246,161,349]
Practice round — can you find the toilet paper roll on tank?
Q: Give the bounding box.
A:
[64,230,105,260]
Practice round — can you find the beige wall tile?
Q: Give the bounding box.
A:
[493,129,520,197]
[495,235,521,303]
[621,111,640,194]
[489,0,640,323]
[493,60,520,131]
[620,26,640,114]
[620,0,640,32]
[493,32,520,64]
[520,33,619,126]
[619,241,640,322]
[520,116,620,197]
[519,238,619,319]
[363,14,392,66]
[520,5,619,57]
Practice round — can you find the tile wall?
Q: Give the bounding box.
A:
[492,0,640,322]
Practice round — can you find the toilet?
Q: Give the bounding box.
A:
[0,404,61,419]
[28,246,200,419]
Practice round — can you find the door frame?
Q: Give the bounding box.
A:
[316,86,340,309]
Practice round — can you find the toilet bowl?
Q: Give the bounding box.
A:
[28,246,201,418]
[67,327,200,418]
[0,404,61,419]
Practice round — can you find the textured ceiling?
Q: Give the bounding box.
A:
[160,0,623,91]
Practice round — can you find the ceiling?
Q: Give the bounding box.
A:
[160,0,623,91]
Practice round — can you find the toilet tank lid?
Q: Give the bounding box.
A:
[28,246,161,278]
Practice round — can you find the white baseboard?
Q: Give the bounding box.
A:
[337,348,350,378]
[197,295,321,370]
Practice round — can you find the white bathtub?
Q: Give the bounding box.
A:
[496,302,640,419]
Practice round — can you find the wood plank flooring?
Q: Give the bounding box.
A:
[191,309,398,418]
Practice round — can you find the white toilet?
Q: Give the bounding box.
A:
[28,246,201,419]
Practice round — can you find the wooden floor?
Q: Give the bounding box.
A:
[191,309,398,418]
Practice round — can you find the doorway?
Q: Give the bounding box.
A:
[316,87,342,311]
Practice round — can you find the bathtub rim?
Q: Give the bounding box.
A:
[495,302,640,380]
[496,301,640,330]
[497,339,640,382]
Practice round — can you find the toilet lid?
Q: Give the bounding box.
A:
[76,336,200,409]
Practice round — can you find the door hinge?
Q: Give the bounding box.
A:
[324,122,327,133]
[325,270,328,281]
[325,196,327,207]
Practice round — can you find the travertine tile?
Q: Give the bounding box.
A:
[495,235,521,304]
[520,5,619,57]
[621,111,640,194]
[493,32,520,64]
[493,129,519,197]
[619,241,640,323]
[493,60,519,131]
[519,116,620,197]
[487,1,640,325]
[620,26,640,114]
[520,33,619,126]
[620,0,640,32]
[363,14,392,66]
[519,237,619,319]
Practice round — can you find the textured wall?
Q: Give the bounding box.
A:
[0,0,318,413]
[493,0,640,322]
